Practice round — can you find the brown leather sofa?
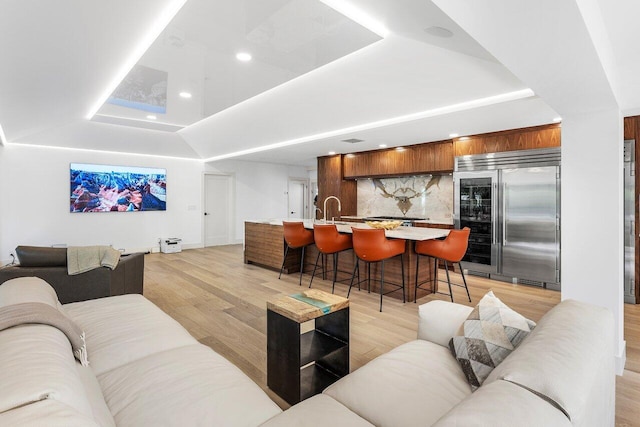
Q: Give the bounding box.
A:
[0,246,144,304]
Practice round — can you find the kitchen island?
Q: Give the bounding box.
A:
[244,219,449,302]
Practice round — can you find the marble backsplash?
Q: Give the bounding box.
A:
[357,175,453,223]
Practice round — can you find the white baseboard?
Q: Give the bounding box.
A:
[616,340,626,376]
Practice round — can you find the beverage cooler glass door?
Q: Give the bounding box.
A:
[500,166,559,283]
[454,171,498,274]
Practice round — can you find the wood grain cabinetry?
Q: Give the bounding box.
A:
[343,141,453,178]
[453,124,560,157]
[244,222,298,273]
[317,155,356,220]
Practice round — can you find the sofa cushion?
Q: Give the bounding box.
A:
[0,399,100,427]
[16,246,67,267]
[0,324,94,420]
[323,340,471,427]
[0,276,61,309]
[97,343,282,427]
[449,291,535,389]
[432,380,571,427]
[76,364,116,427]
[484,299,615,426]
[260,394,374,427]
[417,300,473,347]
[63,294,198,375]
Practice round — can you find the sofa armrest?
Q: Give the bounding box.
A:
[114,252,144,296]
[417,300,473,347]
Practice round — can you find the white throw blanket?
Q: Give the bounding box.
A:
[67,246,121,275]
[0,302,89,366]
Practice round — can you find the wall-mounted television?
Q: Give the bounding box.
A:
[70,163,166,213]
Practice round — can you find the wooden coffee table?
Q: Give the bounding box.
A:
[267,289,349,405]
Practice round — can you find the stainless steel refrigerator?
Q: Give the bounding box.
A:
[624,139,635,303]
[454,148,561,289]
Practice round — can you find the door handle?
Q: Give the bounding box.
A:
[502,182,507,246]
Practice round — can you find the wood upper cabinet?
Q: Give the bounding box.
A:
[317,155,356,219]
[453,124,560,157]
[343,141,454,178]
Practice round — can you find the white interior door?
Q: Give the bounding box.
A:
[288,179,307,219]
[204,174,233,246]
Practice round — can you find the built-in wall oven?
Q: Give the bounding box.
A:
[454,148,561,290]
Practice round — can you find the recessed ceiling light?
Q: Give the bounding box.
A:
[179,92,192,99]
[395,147,406,152]
[146,115,157,120]
[424,26,454,38]
[328,151,336,155]
[459,136,469,141]
[449,133,459,138]
[379,144,387,148]
[553,117,562,122]
[236,52,252,62]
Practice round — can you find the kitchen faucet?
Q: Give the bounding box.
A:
[323,196,341,223]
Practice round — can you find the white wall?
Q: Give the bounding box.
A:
[205,160,308,241]
[0,144,204,261]
[561,109,625,373]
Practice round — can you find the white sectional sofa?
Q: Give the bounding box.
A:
[263,299,616,427]
[0,276,616,427]
[0,277,282,427]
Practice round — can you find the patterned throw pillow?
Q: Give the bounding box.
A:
[449,290,536,390]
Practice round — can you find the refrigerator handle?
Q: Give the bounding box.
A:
[502,182,507,246]
[492,182,497,245]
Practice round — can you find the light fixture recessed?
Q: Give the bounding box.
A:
[146,115,157,120]
[424,26,454,38]
[459,136,469,141]
[395,147,406,152]
[179,91,192,99]
[328,151,336,155]
[236,52,252,62]
[553,117,562,122]
[449,133,459,138]
[379,144,387,148]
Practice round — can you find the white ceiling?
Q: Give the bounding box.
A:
[1,0,639,166]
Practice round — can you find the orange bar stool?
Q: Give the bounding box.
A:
[309,224,353,294]
[279,221,315,286]
[414,227,471,303]
[348,228,406,312]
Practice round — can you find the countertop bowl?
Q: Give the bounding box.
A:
[365,220,403,230]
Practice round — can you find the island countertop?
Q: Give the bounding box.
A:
[245,219,449,241]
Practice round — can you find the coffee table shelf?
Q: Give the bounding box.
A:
[267,289,349,405]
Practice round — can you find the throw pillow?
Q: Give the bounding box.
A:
[449,290,536,390]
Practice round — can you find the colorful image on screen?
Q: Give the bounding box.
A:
[70,163,166,213]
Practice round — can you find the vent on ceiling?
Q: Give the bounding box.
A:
[341,138,364,144]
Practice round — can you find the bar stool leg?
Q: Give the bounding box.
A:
[400,254,405,303]
[367,263,371,293]
[459,262,471,302]
[379,260,385,312]
[278,245,290,279]
[433,257,438,293]
[332,252,339,294]
[414,253,420,303]
[444,260,454,302]
[309,251,322,288]
[299,246,306,286]
[347,259,359,298]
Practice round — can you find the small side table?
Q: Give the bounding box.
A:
[267,289,349,405]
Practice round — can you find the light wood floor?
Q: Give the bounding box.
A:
[144,245,640,426]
